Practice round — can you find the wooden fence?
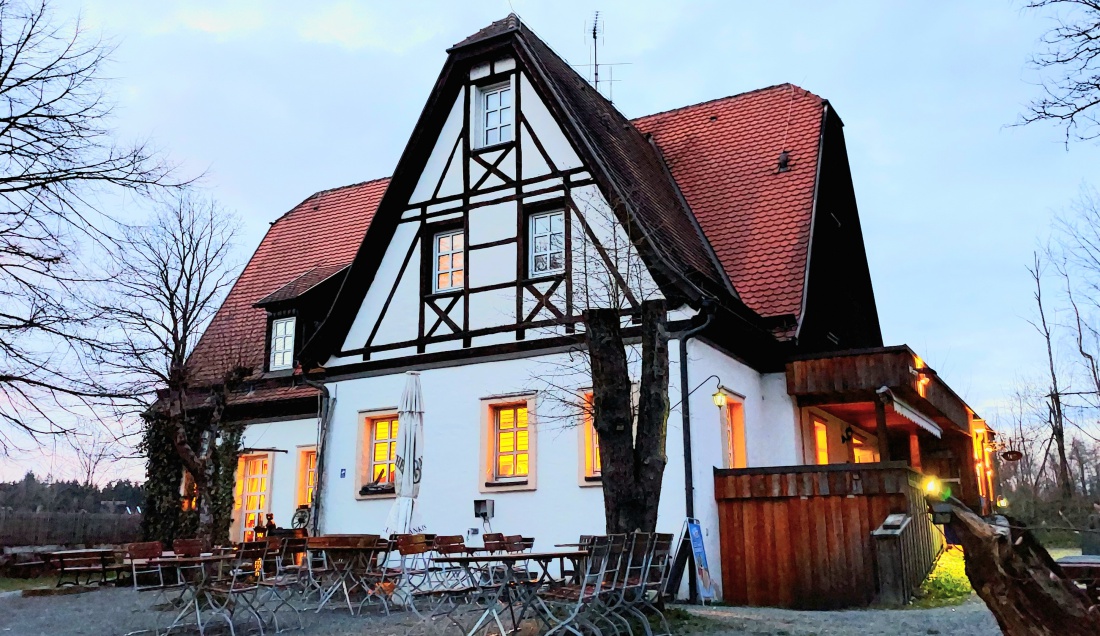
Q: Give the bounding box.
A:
[713,462,942,609]
[0,509,142,547]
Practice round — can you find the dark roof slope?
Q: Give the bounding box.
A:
[511,20,730,299]
[188,178,388,387]
[254,264,349,308]
[635,84,826,319]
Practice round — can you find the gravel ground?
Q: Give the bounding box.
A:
[0,587,1002,636]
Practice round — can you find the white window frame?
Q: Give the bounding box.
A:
[529,210,566,276]
[269,317,295,371]
[433,230,465,293]
[476,81,513,149]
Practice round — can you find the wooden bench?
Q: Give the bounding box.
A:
[47,549,122,587]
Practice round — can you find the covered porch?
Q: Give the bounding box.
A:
[786,345,995,513]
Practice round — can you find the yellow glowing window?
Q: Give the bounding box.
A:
[298,448,318,507]
[814,419,829,465]
[725,401,747,469]
[494,404,529,479]
[582,393,600,478]
[237,454,270,542]
[369,417,400,485]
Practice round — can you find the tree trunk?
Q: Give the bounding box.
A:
[585,299,669,534]
[941,497,1100,635]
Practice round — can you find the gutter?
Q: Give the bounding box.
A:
[303,375,335,536]
[678,300,715,604]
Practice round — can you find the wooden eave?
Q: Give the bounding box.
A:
[785,345,972,433]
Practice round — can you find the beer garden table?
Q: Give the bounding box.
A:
[147,552,239,635]
[434,550,588,636]
[312,541,392,615]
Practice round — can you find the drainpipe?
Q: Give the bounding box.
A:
[303,375,334,537]
[678,300,714,604]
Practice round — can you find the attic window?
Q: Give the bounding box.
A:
[777,150,790,173]
[476,82,512,148]
[269,317,295,371]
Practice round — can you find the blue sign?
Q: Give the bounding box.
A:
[687,519,715,599]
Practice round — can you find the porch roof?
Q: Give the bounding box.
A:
[785,345,975,434]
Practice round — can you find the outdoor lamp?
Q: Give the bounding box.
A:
[922,476,942,497]
[996,496,1008,508]
[712,391,727,408]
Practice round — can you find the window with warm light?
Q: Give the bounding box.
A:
[493,404,529,480]
[434,230,465,292]
[724,399,747,469]
[814,418,830,465]
[852,437,878,463]
[297,447,317,507]
[180,470,197,511]
[367,417,400,487]
[581,392,601,480]
[270,317,295,371]
[235,454,271,542]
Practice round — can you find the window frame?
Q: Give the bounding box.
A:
[232,452,272,542]
[578,390,601,485]
[528,209,566,277]
[296,446,318,508]
[475,81,513,149]
[269,316,296,371]
[720,392,748,469]
[813,417,830,465]
[479,393,537,493]
[432,229,465,293]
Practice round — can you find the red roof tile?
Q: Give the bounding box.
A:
[633,84,824,319]
[188,178,388,383]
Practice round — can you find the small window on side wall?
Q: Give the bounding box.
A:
[476,82,512,148]
[723,398,747,469]
[270,317,295,371]
[529,210,565,276]
[434,230,465,292]
[813,418,830,465]
[581,392,601,481]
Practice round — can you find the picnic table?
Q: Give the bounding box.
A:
[435,550,587,636]
[44,548,119,586]
[307,537,392,615]
[147,552,239,635]
[1057,555,1100,601]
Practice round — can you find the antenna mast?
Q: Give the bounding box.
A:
[591,11,600,92]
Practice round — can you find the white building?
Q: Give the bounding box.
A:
[184,15,994,605]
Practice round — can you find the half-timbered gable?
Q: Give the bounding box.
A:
[318,17,703,367]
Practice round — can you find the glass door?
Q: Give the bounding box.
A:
[234,453,271,542]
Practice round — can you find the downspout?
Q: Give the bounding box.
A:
[303,375,334,536]
[678,300,714,604]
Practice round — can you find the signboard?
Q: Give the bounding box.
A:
[687,519,715,600]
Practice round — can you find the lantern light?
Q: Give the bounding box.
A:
[712,391,727,408]
[923,476,942,497]
[996,496,1009,508]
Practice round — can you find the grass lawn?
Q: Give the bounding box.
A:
[0,576,52,593]
[910,547,973,609]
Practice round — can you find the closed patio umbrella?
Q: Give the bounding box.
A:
[383,371,426,536]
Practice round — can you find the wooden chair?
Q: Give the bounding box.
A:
[172,538,204,558]
[123,541,167,591]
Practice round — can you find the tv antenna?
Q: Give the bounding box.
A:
[575,11,630,102]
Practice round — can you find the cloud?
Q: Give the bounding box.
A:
[297,2,446,52]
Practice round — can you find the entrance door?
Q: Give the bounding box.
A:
[234,453,271,542]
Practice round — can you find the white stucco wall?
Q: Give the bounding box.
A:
[238,417,319,532]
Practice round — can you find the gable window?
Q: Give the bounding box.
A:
[270,317,295,371]
[722,397,747,469]
[434,230,465,292]
[813,418,830,465]
[529,210,565,276]
[477,82,512,148]
[581,392,601,481]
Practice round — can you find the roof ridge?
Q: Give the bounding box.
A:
[631,83,819,123]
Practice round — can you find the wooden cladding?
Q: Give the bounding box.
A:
[786,346,970,431]
[714,463,942,609]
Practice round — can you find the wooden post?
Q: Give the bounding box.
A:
[875,399,892,462]
[909,432,922,473]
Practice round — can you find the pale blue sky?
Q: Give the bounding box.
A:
[6,1,1093,480]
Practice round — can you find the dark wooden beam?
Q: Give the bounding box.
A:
[875,398,891,462]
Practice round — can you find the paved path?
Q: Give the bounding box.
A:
[0,586,1002,635]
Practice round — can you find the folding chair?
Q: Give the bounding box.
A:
[540,535,612,636]
[204,541,268,636]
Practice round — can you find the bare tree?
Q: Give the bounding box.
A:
[1022,0,1100,144]
[1028,252,1075,499]
[0,0,177,449]
[66,422,121,487]
[101,192,242,544]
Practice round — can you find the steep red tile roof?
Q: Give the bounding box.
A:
[188,178,389,387]
[634,84,824,319]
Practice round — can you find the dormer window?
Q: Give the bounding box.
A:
[476,82,512,148]
[270,317,296,371]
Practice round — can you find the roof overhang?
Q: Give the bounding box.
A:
[786,345,975,434]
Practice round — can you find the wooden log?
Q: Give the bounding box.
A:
[940,497,1100,635]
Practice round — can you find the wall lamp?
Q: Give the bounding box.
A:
[712,384,733,408]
